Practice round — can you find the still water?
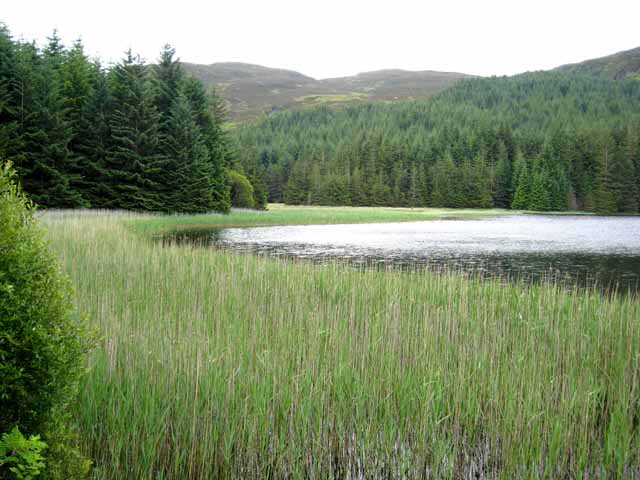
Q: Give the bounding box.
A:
[164,215,640,293]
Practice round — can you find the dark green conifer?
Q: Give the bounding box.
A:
[182,77,231,212]
[14,38,85,207]
[104,51,162,210]
[511,153,531,210]
[163,91,213,212]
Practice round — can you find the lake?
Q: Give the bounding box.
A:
[162,215,640,294]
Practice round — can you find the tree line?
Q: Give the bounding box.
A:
[0,24,235,213]
[235,72,640,214]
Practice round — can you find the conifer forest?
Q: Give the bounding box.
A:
[236,74,640,214]
[0,25,230,213]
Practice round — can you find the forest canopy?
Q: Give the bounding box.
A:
[235,72,640,213]
[0,24,233,213]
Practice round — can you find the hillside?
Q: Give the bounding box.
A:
[235,71,640,214]
[556,46,640,80]
[182,62,470,121]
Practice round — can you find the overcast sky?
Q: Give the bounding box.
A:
[3,0,639,79]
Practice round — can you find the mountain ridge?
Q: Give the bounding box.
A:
[555,46,640,80]
[182,62,471,121]
[184,45,640,122]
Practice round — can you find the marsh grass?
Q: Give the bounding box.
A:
[126,204,515,237]
[43,211,640,479]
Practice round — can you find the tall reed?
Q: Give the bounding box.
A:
[44,212,640,479]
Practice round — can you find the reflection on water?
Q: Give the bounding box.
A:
[159,215,640,294]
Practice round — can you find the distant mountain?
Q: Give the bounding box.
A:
[184,46,640,122]
[556,46,640,80]
[182,62,471,122]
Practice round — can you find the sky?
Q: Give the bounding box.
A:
[3,0,639,79]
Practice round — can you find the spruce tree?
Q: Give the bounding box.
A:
[0,24,18,162]
[493,141,512,208]
[14,37,85,207]
[631,124,640,209]
[528,168,551,212]
[308,161,323,204]
[407,163,419,208]
[152,45,183,126]
[163,91,213,212]
[511,153,531,210]
[181,76,231,212]
[72,62,112,207]
[60,40,100,205]
[350,166,366,206]
[284,160,309,204]
[104,51,162,210]
[592,137,618,214]
[610,131,639,213]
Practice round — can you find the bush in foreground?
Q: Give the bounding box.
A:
[0,427,46,480]
[0,163,90,479]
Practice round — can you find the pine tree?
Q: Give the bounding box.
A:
[470,152,492,208]
[592,136,618,214]
[631,124,640,209]
[308,161,323,204]
[528,166,551,212]
[283,160,309,205]
[0,24,19,162]
[14,38,85,207]
[430,158,446,207]
[417,163,430,207]
[407,163,419,208]
[162,92,214,212]
[72,61,112,207]
[493,141,512,208]
[239,151,268,209]
[370,173,391,206]
[391,162,407,207]
[182,77,231,212]
[431,151,457,207]
[246,170,268,209]
[60,39,100,205]
[549,171,569,211]
[610,129,639,213]
[350,166,366,206]
[152,45,183,125]
[104,51,162,210]
[511,152,531,210]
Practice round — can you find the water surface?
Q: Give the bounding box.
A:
[163,215,640,293]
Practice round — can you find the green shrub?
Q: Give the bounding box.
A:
[228,170,255,208]
[0,163,90,479]
[0,427,46,480]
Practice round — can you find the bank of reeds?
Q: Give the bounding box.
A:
[43,212,640,479]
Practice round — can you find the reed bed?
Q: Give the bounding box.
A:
[42,212,640,479]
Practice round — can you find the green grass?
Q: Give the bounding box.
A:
[43,211,640,479]
[127,204,514,237]
[294,92,370,105]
